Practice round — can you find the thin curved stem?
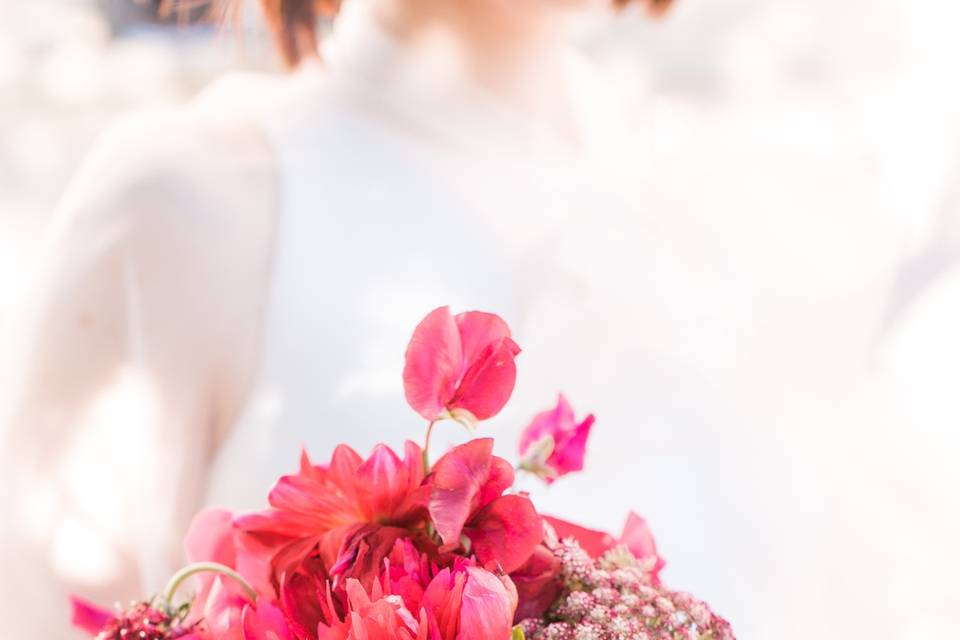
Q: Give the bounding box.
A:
[423,420,438,473]
[163,561,257,606]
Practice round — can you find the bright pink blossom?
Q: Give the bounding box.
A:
[403,306,521,423]
[234,442,428,591]
[242,600,296,640]
[518,394,594,484]
[316,579,427,640]
[421,563,518,640]
[428,438,542,573]
[545,511,666,584]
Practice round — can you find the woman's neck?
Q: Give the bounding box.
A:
[364,0,582,143]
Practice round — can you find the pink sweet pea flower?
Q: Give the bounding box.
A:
[544,512,666,585]
[428,438,543,573]
[518,394,594,484]
[403,306,521,424]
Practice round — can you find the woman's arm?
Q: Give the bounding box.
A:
[0,108,277,638]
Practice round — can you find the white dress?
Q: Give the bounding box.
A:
[4,4,960,639]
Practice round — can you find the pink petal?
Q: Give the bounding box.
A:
[519,395,594,483]
[422,568,465,639]
[464,494,542,573]
[478,455,515,509]
[242,600,294,640]
[355,444,408,520]
[185,507,237,565]
[268,476,354,528]
[428,439,496,548]
[620,511,666,582]
[543,516,617,557]
[279,570,327,638]
[518,395,570,455]
[545,513,666,583]
[403,440,426,490]
[453,311,512,373]
[403,306,464,420]
[448,337,520,421]
[326,445,365,502]
[299,448,328,482]
[457,567,518,640]
[549,414,594,478]
[510,544,561,621]
[201,576,247,640]
[234,509,331,539]
[69,596,114,636]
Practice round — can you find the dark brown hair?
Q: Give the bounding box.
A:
[261,0,675,68]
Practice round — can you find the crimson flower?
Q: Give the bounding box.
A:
[509,543,562,622]
[403,306,520,424]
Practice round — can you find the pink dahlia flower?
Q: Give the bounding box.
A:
[518,394,594,483]
[403,306,520,423]
[234,442,428,591]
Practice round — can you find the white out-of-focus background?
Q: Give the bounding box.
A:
[0,0,273,320]
[4,0,960,322]
[3,0,960,638]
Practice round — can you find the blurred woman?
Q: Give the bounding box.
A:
[0,0,672,637]
[9,0,960,637]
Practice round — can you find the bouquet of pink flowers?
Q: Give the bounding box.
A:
[70,307,735,640]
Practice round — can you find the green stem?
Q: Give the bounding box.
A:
[163,561,257,605]
[423,420,438,473]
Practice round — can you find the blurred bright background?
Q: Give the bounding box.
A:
[4,0,960,326]
[3,0,960,638]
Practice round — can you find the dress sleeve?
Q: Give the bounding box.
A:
[0,106,278,638]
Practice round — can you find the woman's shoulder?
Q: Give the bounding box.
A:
[194,63,390,147]
[58,82,279,247]
[34,84,283,436]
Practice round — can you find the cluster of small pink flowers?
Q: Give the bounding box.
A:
[92,601,195,640]
[519,540,735,640]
